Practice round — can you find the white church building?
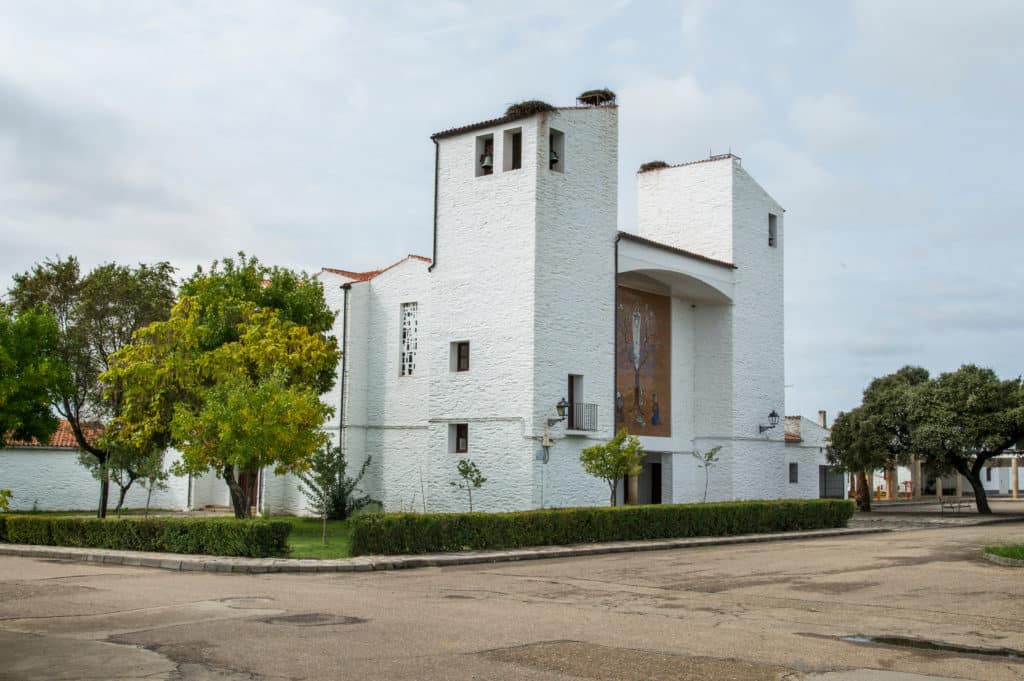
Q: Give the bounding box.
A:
[189,91,836,514]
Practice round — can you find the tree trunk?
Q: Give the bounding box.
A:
[467,487,473,512]
[97,467,110,519]
[609,480,617,507]
[321,513,327,546]
[115,484,129,516]
[855,471,871,512]
[145,485,153,518]
[224,467,252,519]
[965,471,992,514]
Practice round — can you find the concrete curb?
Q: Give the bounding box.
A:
[982,551,1024,568]
[0,527,889,574]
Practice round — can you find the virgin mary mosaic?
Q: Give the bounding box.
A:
[615,286,671,437]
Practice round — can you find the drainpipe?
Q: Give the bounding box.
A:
[428,139,439,272]
[613,232,621,401]
[339,283,351,453]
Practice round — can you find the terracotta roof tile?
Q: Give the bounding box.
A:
[322,255,431,283]
[6,419,103,449]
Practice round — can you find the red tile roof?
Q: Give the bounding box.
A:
[322,255,431,283]
[6,419,103,449]
[784,433,803,443]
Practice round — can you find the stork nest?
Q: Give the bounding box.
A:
[577,88,616,106]
[505,100,557,118]
[638,161,670,173]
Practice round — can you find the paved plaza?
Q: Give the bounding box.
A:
[2,518,1024,680]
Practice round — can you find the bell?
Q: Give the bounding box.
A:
[481,154,493,169]
[550,150,559,166]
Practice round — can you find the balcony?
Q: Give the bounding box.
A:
[566,402,598,432]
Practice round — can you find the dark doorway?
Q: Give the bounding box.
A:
[818,465,845,499]
[650,462,662,504]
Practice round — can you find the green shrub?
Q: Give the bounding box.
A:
[350,499,855,556]
[0,514,7,542]
[0,516,290,557]
[5,516,55,545]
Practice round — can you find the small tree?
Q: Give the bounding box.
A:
[450,459,486,511]
[169,372,333,518]
[691,446,722,503]
[580,428,644,506]
[299,444,375,544]
[0,489,11,512]
[0,305,65,447]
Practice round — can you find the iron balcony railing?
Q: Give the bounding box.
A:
[567,402,598,431]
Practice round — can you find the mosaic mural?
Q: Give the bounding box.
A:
[615,286,671,437]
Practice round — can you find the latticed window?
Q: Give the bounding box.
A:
[400,302,418,376]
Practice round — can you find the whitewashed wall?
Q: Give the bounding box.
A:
[2,447,190,512]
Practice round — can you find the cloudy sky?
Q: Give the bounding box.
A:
[1,1,1022,421]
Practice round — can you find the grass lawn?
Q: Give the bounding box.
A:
[277,516,353,559]
[985,545,1024,561]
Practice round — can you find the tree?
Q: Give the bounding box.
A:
[0,305,65,447]
[449,459,487,511]
[691,446,722,503]
[170,372,332,517]
[298,445,375,544]
[104,259,340,519]
[6,257,175,517]
[910,365,1023,514]
[0,489,10,512]
[580,428,644,506]
[826,366,930,511]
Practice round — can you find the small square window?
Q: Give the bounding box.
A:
[768,213,778,248]
[789,462,798,484]
[450,423,468,453]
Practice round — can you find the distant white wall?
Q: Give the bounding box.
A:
[2,448,189,512]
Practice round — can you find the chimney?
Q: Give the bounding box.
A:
[817,410,828,429]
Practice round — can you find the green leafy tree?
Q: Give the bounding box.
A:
[449,459,487,511]
[827,366,930,511]
[6,257,175,517]
[580,428,644,506]
[910,365,1024,514]
[104,257,339,519]
[0,305,65,447]
[691,446,722,503]
[0,489,11,512]
[169,372,332,517]
[298,445,375,544]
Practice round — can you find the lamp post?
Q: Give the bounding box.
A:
[547,398,570,427]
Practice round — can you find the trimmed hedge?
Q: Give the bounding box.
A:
[0,516,291,557]
[350,499,855,556]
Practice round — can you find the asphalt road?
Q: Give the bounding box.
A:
[3,522,1023,681]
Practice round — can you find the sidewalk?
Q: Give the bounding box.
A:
[0,526,887,574]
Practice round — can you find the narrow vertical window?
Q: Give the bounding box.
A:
[457,342,470,371]
[400,302,418,376]
[503,128,522,171]
[475,134,494,176]
[768,213,778,248]
[549,129,564,172]
[789,462,798,484]
[450,423,469,453]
